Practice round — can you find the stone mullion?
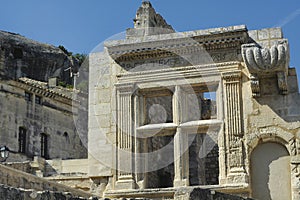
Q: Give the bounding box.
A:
[222,71,247,184]
[115,84,135,189]
[134,94,147,189]
[173,86,189,187]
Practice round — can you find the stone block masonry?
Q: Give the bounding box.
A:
[0,164,93,199]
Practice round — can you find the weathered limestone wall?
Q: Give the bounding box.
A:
[0,164,93,198]
[174,187,254,200]
[251,143,291,200]
[0,184,94,200]
[88,51,116,179]
[0,80,87,161]
[45,159,89,176]
[242,27,300,200]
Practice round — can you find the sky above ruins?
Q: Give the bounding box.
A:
[1,0,300,70]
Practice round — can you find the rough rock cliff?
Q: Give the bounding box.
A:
[0,30,79,83]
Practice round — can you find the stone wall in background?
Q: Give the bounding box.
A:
[0,185,93,200]
[0,79,87,162]
[0,164,92,199]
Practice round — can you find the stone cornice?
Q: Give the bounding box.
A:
[106,25,248,61]
[9,78,75,106]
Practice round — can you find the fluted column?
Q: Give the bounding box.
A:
[222,71,248,184]
[115,83,136,189]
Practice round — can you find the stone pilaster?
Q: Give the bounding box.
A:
[222,71,248,185]
[173,86,189,187]
[115,83,136,189]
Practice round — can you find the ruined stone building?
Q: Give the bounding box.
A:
[0,77,87,162]
[0,30,87,162]
[1,2,300,200]
[87,1,300,199]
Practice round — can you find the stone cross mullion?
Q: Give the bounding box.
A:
[173,85,189,187]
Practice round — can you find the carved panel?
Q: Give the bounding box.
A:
[222,71,246,176]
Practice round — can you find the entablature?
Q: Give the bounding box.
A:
[106,25,248,63]
[116,62,242,86]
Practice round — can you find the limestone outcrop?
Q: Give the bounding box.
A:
[0,30,79,83]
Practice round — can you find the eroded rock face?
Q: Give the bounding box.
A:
[0,30,79,83]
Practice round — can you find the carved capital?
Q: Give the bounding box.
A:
[221,71,241,81]
[242,40,289,73]
[116,83,136,95]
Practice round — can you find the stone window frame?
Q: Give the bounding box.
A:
[134,82,222,188]
[18,127,27,154]
[136,82,221,133]
[114,62,233,189]
[140,87,174,126]
[40,133,49,159]
[25,92,32,102]
[35,95,42,105]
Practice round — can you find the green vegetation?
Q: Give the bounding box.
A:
[58,81,73,89]
[58,45,88,92]
[58,45,87,66]
[58,45,72,56]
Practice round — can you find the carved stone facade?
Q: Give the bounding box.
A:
[88,2,300,199]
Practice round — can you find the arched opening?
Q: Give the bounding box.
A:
[250,142,291,200]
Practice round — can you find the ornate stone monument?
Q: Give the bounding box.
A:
[89,2,300,199]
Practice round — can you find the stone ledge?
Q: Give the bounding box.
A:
[0,164,94,199]
[104,185,251,199]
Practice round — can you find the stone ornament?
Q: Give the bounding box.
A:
[241,41,288,72]
[242,41,289,96]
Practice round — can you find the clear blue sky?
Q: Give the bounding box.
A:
[1,0,300,70]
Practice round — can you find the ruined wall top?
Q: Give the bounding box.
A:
[126,1,175,38]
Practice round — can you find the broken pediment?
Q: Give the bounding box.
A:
[127,1,175,38]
